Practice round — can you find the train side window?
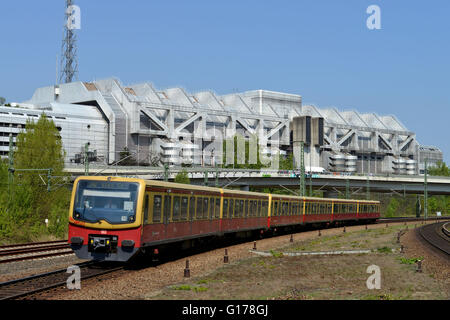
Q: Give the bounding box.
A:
[273,201,278,216]
[215,198,220,219]
[163,195,172,223]
[282,202,287,216]
[173,196,181,221]
[181,197,188,220]
[203,198,209,219]
[189,196,195,220]
[244,200,249,218]
[257,200,262,217]
[263,201,268,216]
[234,200,239,218]
[240,200,244,217]
[223,199,228,218]
[249,201,254,217]
[209,197,215,220]
[196,197,203,220]
[143,194,149,224]
[152,195,162,223]
[229,199,234,218]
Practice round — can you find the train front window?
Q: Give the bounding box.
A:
[73,180,140,224]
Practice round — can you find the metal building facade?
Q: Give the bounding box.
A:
[0,77,443,175]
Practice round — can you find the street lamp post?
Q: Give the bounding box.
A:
[424,158,428,220]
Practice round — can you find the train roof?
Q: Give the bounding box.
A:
[141,179,380,203]
[75,177,379,203]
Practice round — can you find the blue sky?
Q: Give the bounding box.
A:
[0,1,449,162]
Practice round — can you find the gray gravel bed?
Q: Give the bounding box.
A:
[0,254,87,283]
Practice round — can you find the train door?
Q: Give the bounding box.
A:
[189,196,195,235]
[163,195,171,237]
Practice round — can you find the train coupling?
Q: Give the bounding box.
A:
[88,235,118,253]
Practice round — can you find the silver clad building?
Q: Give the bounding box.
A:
[0,77,443,175]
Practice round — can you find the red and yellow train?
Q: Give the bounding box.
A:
[68,176,380,262]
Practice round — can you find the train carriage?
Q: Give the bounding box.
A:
[68,176,380,262]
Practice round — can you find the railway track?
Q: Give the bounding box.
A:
[417,221,450,257]
[0,217,442,265]
[0,261,123,300]
[0,240,73,264]
[378,216,450,224]
[0,216,447,300]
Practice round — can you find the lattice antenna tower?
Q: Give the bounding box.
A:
[60,0,79,84]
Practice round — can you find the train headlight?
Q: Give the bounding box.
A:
[129,216,135,222]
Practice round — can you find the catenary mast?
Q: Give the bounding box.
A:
[60,0,79,84]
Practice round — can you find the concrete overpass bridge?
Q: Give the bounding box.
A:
[65,165,450,196]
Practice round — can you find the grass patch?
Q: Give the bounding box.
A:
[270,250,284,258]
[170,285,193,291]
[170,284,209,292]
[399,257,423,265]
[377,246,392,253]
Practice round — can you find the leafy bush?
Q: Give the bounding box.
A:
[174,169,190,184]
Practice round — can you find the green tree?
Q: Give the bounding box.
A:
[0,113,71,242]
[385,198,400,217]
[222,134,271,170]
[428,161,449,176]
[118,147,137,166]
[15,114,65,174]
[174,169,190,184]
[427,161,449,216]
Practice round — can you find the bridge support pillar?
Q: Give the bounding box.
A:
[240,185,250,191]
[324,190,340,199]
